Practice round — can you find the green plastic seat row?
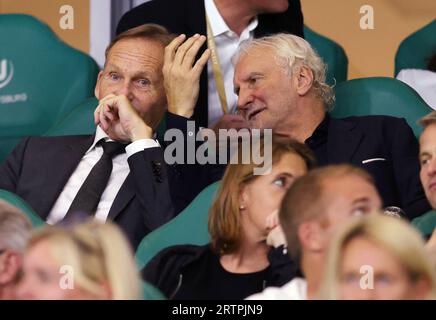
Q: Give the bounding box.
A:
[0,14,99,162]
[331,77,433,138]
[395,19,436,76]
[0,189,45,228]
[135,181,220,270]
[304,26,348,85]
[412,210,436,239]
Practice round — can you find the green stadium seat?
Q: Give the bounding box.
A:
[0,189,45,228]
[45,97,97,136]
[142,281,166,300]
[395,19,436,76]
[0,14,99,162]
[304,25,348,85]
[331,77,433,137]
[135,181,220,270]
[412,209,436,239]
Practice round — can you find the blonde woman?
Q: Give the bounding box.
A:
[320,214,436,300]
[17,220,141,300]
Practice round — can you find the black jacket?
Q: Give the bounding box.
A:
[0,113,219,250]
[162,114,431,219]
[142,244,297,299]
[116,0,304,128]
[325,115,430,218]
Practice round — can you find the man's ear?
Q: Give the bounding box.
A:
[0,251,22,284]
[298,221,324,254]
[94,71,104,99]
[294,65,314,96]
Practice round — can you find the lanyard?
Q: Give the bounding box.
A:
[206,15,229,115]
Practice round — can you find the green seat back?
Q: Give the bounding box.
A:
[395,19,436,76]
[135,181,220,270]
[142,281,166,300]
[0,189,45,228]
[304,26,348,84]
[45,97,98,136]
[412,209,436,239]
[0,14,99,161]
[331,77,433,137]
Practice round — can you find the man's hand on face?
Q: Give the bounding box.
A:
[163,34,210,118]
[94,94,153,142]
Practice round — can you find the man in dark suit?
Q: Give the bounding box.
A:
[164,32,431,219]
[117,0,304,129]
[0,24,210,249]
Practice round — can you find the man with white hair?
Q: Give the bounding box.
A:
[0,201,32,300]
[165,32,430,219]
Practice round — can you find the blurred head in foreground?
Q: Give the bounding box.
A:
[320,214,436,300]
[17,220,141,300]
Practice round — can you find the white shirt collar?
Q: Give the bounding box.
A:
[205,0,258,38]
[85,126,112,155]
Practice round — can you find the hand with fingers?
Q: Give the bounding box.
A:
[211,114,250,134]
[163,33,210,118]
[94,94,153,142]
[265,210,287,248]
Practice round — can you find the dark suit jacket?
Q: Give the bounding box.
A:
[327,116,430,219]
[164,113,431,219]
[0,134,202,249]
[116,0,304,128]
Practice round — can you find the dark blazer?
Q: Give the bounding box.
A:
[164,114,431,219]
[116,0,304,128]
[327,116,431,219]
[0,134,201,249]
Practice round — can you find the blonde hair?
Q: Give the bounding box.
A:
[209,137,316,254]
[419,111,436,128]
[27,220,141,300]
[235,33,335,109]
[319,214,436,299]
[0,200,32,252]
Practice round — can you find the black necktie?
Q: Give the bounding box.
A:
[65,140,126,218]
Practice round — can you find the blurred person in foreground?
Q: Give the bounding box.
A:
[0,201,32,300]
[320,214,436,300]
[17,220,141,300]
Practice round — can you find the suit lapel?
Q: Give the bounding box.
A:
[39,135,95,219]
[327,117,363,164]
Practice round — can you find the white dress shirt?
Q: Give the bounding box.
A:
[396,69,436,110]
[46,126,159,224]
[204,0,258,127]
[245,278,308,300]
